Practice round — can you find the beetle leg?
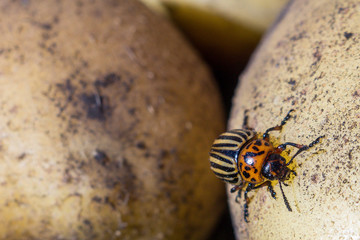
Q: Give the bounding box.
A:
[231,183,245,203]
[267,183,276,199]
[252,181,276,199]
[243,183,254,223]
[263,109,294,140]
[230,185,240,193]
[231,184,244,203]
[235,188,243,203]
[286,135,325,166]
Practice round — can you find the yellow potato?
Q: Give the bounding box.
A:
[0,0,225,239]
[141,0,289,32]
[228,0,360,239]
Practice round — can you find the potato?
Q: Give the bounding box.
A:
[140,0,289,79]
[228,0,360,239]
[0,0,225,239]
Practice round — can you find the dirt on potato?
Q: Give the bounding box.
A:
[228,0,360,239]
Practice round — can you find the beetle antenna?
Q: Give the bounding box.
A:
[263,109,294,140]
[279,181,292,212]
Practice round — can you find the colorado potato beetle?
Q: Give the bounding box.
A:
[209,109,324,222]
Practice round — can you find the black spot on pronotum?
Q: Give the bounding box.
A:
[254,168,258,173]
[242,171,251,179]
[254,140,262,146]
[245,166,251,171]
[251,178,256,182]
[243,151,265,166]
[252,146,259,151]
[264,142,270,146]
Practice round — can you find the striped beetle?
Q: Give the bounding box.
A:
[209,110,324,222]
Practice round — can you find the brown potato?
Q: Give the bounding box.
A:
[0,0,225,239]
[228,0,360,239]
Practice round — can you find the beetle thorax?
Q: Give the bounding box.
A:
[238,139,275,184]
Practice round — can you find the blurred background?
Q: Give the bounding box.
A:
[139,0,290,239]
[141,0,289,117]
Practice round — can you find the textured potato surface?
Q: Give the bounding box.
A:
[0,1,225,239]
[229,0,360,239]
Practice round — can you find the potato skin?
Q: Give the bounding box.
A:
[229,0,360,239]
[0,1,225,239]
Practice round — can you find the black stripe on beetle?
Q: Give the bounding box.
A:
[211,148,237,159]
[212,143,238,148]
[209,152,234,165]
[213,171,239,179]
[228,177,240,184]
[229,130,249,140]
[210,161,236,173]
[217,135,245,143]
[244,130,253,136]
